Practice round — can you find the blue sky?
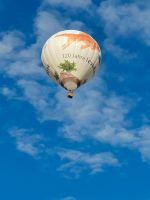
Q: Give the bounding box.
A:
[0,0,150,199]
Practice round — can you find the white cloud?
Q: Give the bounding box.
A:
[98,0,150,45]
[54,80,131,143]
[0,31,24,57]
[0,33,43,79]
[34,10,90,44]
[43,0,92,9]
[0,87,17,98]
[61,197,76,200]
[66,20,91,33]
[103,38,136,61]
[30,78,150,162]
[0,31,25,75]
[136,126,150,161]
[57,148,119,177]
[34,11,64,43]
[9,127,45,158]
[17,79,60,121]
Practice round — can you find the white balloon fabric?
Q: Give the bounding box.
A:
[41,30,101,98]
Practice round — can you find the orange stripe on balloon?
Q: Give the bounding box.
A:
[55,32,99,52]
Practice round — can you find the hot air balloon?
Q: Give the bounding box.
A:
[41,30,101,98]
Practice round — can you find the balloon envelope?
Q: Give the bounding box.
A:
[41,30,101,97]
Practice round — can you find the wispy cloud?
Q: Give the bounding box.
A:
[17,79,58,121]
[0,31,24,57]
[61,197,76,200]
[34,11,64,43]
[43,0,92,9]
[57,148,119,177]
[98,0,150,45]
[34,10,90,44]
[9,127,45,158]
[103,38,136,61]
[8,127,120,177]
[0,87,17,99]
[135,126,150,161]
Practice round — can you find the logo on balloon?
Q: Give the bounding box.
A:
[58,60,81,88]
